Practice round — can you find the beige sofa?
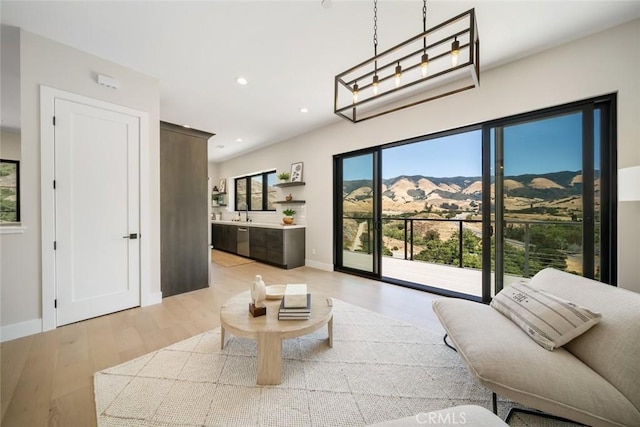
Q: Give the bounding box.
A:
[433,268,640,427]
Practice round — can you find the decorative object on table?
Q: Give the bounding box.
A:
[277,171,290,183]
[265,284,286,300]
[283,284,308,308]
[278,293,311,320]
[213,185,219,192]
[249,274,267,317]
[282,208,296,225]
[334,0,479,123]
[218,178,226,193]
[285,193,293,201]
[290,162,303,182]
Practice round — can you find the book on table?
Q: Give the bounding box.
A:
[278,294,311,320]
[278,311,311,320]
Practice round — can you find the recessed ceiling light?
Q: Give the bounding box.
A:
[182,124,191,128]
[300,107,309,113]
[236,138,243,142]
[236,77,248,85]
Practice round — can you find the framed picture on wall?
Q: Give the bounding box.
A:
[290,162,304,182]
[219,178,226,193]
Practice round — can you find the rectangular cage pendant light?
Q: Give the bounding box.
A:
[334,8,479,123]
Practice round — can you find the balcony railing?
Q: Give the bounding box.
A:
[342,216,588,278]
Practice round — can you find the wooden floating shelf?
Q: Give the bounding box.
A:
[274,182,306,188]
[274,200,305,204]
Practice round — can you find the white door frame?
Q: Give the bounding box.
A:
[40,86,151,331]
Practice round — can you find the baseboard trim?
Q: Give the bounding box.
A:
[304,259,333,271]
[142,291,163,307]
[1,318,42,343]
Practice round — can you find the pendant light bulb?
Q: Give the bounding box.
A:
[451,37,460,67]
[421,53,429,78]
[372,74,379,96]
[353,82,359,103]
[394,62,402,88]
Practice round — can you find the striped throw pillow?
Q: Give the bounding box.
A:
[490,282,602,351]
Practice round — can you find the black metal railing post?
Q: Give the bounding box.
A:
[458,220,464,268]
[409,218,414,260]
[524,222,530,278]
[404,218,408,260]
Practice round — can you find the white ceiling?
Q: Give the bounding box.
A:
[2,1,640,162]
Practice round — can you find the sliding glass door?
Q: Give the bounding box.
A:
[488,98,616,295]
[334,151,380,277]
[380,130,484,298]
[335,95,616,301]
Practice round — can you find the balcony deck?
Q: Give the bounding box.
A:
[343,251,526,297]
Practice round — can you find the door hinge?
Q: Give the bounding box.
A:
[53,116,56,126]
[53,180,56,189]
[54,299,57,309]
[54,241,57,250]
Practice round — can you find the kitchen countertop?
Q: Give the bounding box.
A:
[211,220,305,230]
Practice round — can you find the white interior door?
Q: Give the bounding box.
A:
[54,98,140,326]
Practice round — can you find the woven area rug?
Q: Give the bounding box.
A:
[94,300,569,426]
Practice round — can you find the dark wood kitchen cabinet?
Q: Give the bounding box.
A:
[212,224,305,269]
[249,227,267,260]
[211,223,237,253]
[249,227,305,269]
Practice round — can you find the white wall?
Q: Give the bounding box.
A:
[213,19,640,292]
[0,28,161,340]
[0,130,20,160]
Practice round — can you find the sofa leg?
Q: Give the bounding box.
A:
[505,407,584,425]
[492,392,497,415]
[443,334,457,352]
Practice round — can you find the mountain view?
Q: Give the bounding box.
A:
[344,170,598,217]
[343,170,597,277]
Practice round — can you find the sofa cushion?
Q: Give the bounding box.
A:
[490,282,601,350]
[433,297,640,427]
[529,268,640,412]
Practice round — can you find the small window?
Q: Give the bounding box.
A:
[0,159,20,223]
[235,171,277,211]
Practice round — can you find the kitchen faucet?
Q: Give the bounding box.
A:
[239,202,250,222]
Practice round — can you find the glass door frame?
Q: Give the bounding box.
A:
[483,94,617,297]
[333,148,382,279]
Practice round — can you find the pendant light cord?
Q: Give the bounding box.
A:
[423,0,427,50]
[373,0,378,72]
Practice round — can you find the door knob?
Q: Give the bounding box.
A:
[123,233,138,239]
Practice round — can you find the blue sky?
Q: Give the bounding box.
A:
[344,111,596,180]
[383,131,482,179]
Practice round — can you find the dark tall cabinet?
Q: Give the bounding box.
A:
[160,122,214,297]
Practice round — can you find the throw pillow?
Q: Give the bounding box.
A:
[490,282,602,351]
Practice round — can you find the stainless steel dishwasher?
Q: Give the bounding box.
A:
[237,226,250,257]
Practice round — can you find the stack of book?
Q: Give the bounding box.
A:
[279,284,311,320]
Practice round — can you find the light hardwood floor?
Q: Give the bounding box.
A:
[1,253,445,426]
